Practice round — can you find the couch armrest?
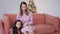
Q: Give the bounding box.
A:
[2,16,11,34]
[0,20,5,34]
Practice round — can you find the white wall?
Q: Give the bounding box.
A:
[34,0,60,17]
[0,0,60,19]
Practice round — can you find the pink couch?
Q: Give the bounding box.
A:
[2,14,60,34]
[0,20,5,34]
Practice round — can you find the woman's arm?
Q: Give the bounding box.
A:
[16,12,20,20]
[28,12,33,25]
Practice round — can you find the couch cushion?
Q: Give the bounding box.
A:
[4,14,17,26]
[33,14,45,25]
[4,14,45,25]
[35,24,56,34]
[9,28,13,34]
[46,15,59,31]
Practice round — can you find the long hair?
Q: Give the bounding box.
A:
[13,20,22,34]
[20,2,29,16]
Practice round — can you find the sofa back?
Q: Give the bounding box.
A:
[4,14,45,26]
[46,14,59,31]
[3,14,60,34]
[33,14,45,25]
[4,14,16,27]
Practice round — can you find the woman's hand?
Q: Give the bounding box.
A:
[24,23,28,26]
[24,22,30,26]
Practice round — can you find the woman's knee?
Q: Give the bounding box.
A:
[28,32,33,34]
[23,31,28,34]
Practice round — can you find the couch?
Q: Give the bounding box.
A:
[0,20,5,34]
[2,14,60,34]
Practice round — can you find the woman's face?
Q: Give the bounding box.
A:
[16,22,21,28]
[21,4,27,11]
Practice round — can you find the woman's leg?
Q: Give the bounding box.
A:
[24,32,27,34]
[28,26,35,34]
[24,32,28,34]
[23,31,34,34]
[28,32,33,34]
[22,26,35,34]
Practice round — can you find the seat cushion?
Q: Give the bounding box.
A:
[3,14,17,26]
[35,24,56,34]
[9,28,13,34]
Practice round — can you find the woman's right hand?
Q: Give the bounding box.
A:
[24,22,28,26]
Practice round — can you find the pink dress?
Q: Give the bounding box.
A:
[16,11,35,33]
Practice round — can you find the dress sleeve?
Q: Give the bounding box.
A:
[16,12,20,20]
[28,12,33,25]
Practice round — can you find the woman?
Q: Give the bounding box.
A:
[10,20,22,34]
[16,2,35,34]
